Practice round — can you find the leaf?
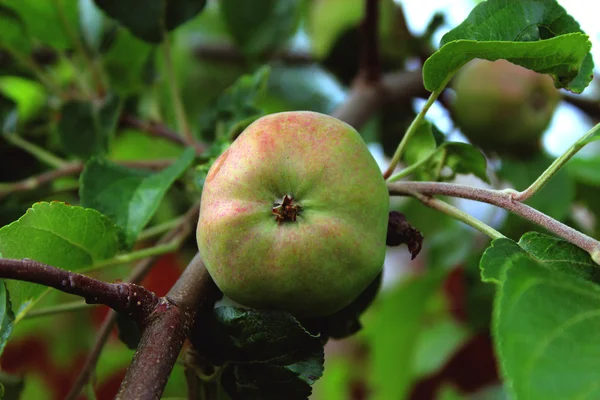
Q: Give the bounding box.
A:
[57,94,122,158]
[79,147,195,248]
[0,283,14,357]
[517,232,600,283]
[193,306,325,400]
[404,121,436,167]
[101,29,154,95]
[480,233,600,285]
[93,0,207,43]
[0,5,31,55]
[4,0,79,49]
[413,316,470,378]
[0,77,46,123]
[364,271,446,400]
[0,202,119,317]
[424,0,594,93]
[199,66,270,145]
[494,257,600,400]
[479,238,524,283]
[440,142,489,183]
[0,371,24,400]
[568,156,600,186]
[219,0,301,56]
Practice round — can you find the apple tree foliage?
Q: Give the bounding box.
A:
[0,0,599,399]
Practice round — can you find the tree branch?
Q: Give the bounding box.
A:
[66,204,201,400]
[359,0,381,83]
[193,42,314,65]
[388,181,600,263]
[0,259,158,324]
[117,253,221,399]
[0,159,175,200]
[332,69,426,128]
[119,114,207,154]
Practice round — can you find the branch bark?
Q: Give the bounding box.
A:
[66,204,201,400]
[0,259,158,324]
[388,181,600,262]
[117,254,221,399]
[360,0,381,82]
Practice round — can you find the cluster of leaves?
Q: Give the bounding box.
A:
[0,0,599,399]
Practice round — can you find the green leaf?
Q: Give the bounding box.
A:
[93,0,207,43]
[517,232,600,283]
[567,156,600,186]
[4,0,79,49]
[0,202,119,317]
[404,121,436,167]
[219,0,301,56]
[0,77,46,123]
[480,233,600,285]
[479,238,524,283]
[0,371,24,400]
[440,142,489,183]
[0,282,14,357]
[424,0,594,93]
[364,271,446,400]
[199,66,270,144]
[57,94,122,159]
[79,147,195,248]
[495,257,600,400]
[413,316,470,378]
[194,306,325,400]
[0,6,31,55]
[101,29,154,95]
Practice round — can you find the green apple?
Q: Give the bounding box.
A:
[197,111,389,317]
[452,59,560,158]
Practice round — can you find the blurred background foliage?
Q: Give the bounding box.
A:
[0,0,598,399]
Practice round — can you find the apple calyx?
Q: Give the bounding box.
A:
[272,194,302,223]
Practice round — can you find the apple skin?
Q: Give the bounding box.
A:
[452,59,560,158]
[197,111,389,318]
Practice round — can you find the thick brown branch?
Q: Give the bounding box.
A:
[0,259,158,323]
[66,204,201,400]
[117,254,221,399]
[360,0,381,82]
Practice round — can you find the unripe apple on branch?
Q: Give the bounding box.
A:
[197,111,390,318]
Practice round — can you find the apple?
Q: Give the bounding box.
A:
[197,111,389,317]
[452,59,560,158]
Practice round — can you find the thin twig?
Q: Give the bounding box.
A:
[4,135,68,168]
[0,159,175,199]
[409,191,505,240]
[193,42,315,65]
[65,204,200,400]
[360,0,381,82]
[388,181,600,263]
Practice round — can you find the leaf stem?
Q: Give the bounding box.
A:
[163,35,193,145]
[383,89,442,179]
[4,134,68,168]
[388,181,600,263]
[409,190,505,239]
[24,300,96,319]
[510,123,600,201]
[138,216,185,241]
[82,241,181,274]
